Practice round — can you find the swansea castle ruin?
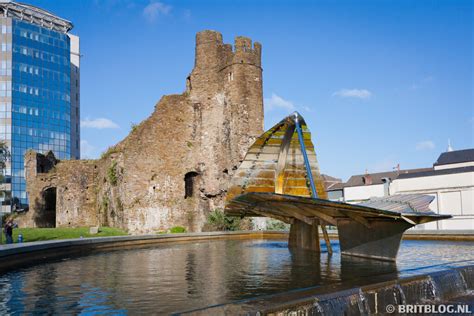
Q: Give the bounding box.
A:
[19,30,264,233]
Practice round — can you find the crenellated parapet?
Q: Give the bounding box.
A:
[231,36,261,68]
[193,30,261,73]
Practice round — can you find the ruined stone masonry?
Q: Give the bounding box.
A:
[20,30,264,234]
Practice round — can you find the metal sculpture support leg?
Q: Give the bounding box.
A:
[294,113,318,198]
[337,219,413,261]
[321,224,333,255]
[293,113,332,253]
[289,219,321,252]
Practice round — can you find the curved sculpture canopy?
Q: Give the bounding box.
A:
[225,112,451,261]
[226,112,326,203]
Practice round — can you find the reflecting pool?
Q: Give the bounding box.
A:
[1,239,473,314]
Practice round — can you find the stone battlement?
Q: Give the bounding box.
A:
[194,30,261,70]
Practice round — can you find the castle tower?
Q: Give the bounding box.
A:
[188,31,264,211]
[226,36,264,162]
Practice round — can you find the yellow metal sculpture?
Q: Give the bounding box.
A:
[227,113,326,202]
[225,112,451,261]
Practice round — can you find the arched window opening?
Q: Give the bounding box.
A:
[184,172,199,198]
[37,187,56,227]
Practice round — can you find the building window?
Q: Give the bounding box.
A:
[184,172,199,198]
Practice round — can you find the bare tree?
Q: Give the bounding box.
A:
[0,141,10,203]
[0,141,10,244]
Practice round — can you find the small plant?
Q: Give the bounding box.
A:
[132,196,141,206]
[115,197,123,212]
[107,161,118,186]
[169,226,187,233]
[101,146,120,160]
[266,218,290,231]
[101,196,109,212]
[205,209,242,231]
[130,122,138,133]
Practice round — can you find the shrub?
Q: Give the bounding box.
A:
[266,218,290,231]
[169,226,186,233]
[205,209,242,231]
[101,196,109,211]
[100,146,119,160]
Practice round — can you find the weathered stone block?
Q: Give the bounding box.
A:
[89,226,99,235]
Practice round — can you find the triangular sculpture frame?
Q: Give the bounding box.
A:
[225,112,451,261]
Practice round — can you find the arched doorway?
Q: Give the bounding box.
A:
[184,172,199,199]
[41,187,56,227]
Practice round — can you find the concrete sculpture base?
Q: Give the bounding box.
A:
[288,218,413,261]
[337,219,413,261]
[288,219,321,252]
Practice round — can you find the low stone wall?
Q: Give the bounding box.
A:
[403,229,474,241]
[324,229,474,241]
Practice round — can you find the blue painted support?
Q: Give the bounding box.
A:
[294,114,318,198]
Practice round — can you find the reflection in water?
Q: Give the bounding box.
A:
[0,239,473,314]
[340,255,398,279]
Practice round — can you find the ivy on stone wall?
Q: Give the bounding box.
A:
[107,161,118,186]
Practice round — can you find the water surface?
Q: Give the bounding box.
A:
[0,239,473,314]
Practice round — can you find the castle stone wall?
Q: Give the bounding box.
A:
[20,30,264,234]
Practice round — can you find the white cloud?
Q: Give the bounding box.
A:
[94,0,137,11]
[183,9,192,20]
[416,140,435,151]
[265,93,295,111]
[301,105,313,112]
[422,75,434,83]
[143,1,171,22]
[409,75,434,90]
[80,140,97,159]
[368,157,397,173]
[81,118,119,129]
[333,89,372,99]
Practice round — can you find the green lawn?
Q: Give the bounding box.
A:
[1,227,128,244]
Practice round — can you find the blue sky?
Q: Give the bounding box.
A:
[29,0,473,181]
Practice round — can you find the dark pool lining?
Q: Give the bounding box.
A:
[177,263,474,315]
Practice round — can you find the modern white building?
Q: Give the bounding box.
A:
[329,149,474,231]
[390,149,473,230]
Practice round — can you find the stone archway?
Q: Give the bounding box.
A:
[184,172,199,199]
[35,187,57,228]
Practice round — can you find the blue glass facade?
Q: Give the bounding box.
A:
[0,17,73,210]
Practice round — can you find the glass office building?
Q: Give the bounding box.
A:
[0,1,80,212]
